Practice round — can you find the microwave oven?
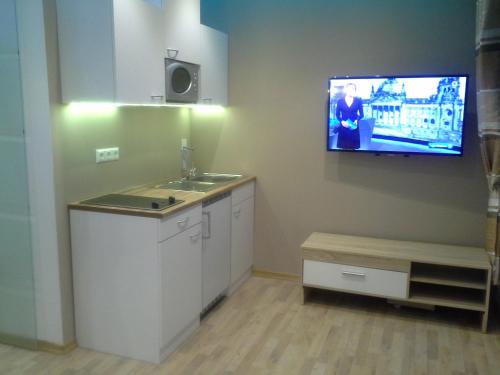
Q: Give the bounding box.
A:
[165,58,200,103]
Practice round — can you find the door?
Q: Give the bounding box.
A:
[114,0,166,103]
[202,196,231,310]
[0,0,37,349]
[230,197,254,285]
[199,24,228,106]
[160,224,202,349]
[164,0,201,64]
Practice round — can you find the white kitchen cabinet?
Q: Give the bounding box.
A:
[70,204,203,364]
[199,25,228,106]
[202,194,231,310]
[161,223,202,353]
[164,0,201,64]
[57,0,231,106]
[230,182,255,291]
[113,0,166,103]
[57,0,166,104]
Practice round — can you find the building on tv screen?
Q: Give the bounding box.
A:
[328,76,467,154]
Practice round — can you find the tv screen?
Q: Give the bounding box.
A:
[327,75,468,155]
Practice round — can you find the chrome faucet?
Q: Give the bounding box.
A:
[181,146,196,180]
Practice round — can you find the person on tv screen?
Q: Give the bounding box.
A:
[336,83,364,149]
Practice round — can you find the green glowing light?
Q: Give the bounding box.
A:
[192,105,225,115]
[66,102,118,116]
[66,102,226,115]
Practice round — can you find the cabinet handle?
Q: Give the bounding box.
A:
[233,208,241,218]
[341,271,366,278]
[151,95,164,101]
[190,232,201,242]
[167,48,179,59]
[177,218,189,228]
[202,212,211,239]
[201,98,213,104]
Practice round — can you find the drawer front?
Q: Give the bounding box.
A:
[303,260,408,299]
[159,204,202,242]
[232,181,255,206]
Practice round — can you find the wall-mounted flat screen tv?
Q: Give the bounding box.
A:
[327,75,468,155]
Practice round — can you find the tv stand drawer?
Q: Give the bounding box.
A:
[303,260,408,299]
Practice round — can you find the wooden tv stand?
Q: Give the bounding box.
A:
[301,233,492,332]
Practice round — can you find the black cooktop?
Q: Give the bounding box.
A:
[81,194,183,211]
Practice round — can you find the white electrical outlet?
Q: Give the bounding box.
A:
[96,147,120,163]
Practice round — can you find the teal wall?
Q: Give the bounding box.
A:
[0,0,37,347]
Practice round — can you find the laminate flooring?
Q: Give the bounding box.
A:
[1,276,499,375]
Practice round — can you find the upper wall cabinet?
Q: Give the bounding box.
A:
[57,0,228,106]
[57,0,166,104]
[199,25,228,106]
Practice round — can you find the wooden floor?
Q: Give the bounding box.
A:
[1,276,500,375]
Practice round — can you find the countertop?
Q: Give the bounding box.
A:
[68,175,256,219]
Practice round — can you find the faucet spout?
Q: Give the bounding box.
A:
[181,146,195,180]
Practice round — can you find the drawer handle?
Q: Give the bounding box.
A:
[190,232,201,242]
[177,218,189,228]
[341,271,366,278]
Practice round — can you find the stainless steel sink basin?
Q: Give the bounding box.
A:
[155,180,216,192]
[154,174,242,193]
[189,173,242,183]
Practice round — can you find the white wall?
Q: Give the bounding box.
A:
[194,0,488,276]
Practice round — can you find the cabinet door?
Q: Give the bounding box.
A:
[199,25,228,106]
[113,0,166,104]
[160,224,202,349]
[230,197,254,286]
[164,0,201,64]
[202,196,231,309]
[56,0,116,102]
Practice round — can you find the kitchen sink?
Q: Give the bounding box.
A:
[189,173,242,183]
[155,180,217,192]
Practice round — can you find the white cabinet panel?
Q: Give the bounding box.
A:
[57,0,166,103]
[230,196,254,286]
[56,0,115,102]
[164,0,201,64]
[199,25,228,106]
[114,0,166,103]
[161,224,202,350]
[71,210,161,363]
[202,196,231,309]
[303,260,408,299]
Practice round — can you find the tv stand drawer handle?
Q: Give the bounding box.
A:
[341,271,366,278]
